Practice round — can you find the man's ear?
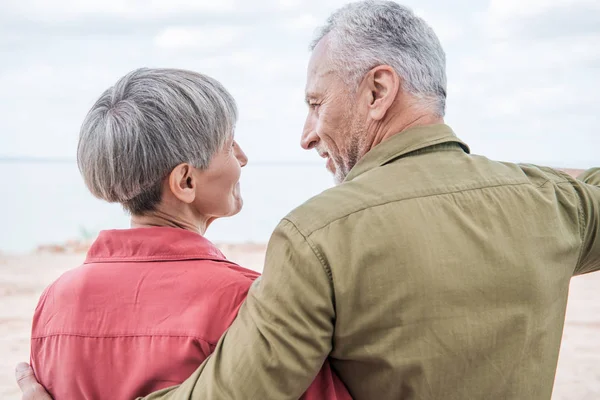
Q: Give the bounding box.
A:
[364,65,401,121]
[167,163,196,204]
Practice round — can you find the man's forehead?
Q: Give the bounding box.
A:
[306,35,335,81]
[305,68,336,99]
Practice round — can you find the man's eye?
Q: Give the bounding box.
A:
[310,103,321,109]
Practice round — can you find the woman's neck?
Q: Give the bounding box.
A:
[130,209,210,235]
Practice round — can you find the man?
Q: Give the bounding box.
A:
[17,1,600,399]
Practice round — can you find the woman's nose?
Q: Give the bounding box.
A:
[235,143,248,167]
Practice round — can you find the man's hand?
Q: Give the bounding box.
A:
[15,363,52,400]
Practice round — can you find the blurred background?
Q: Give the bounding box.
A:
[1,0,598,252]
[0,0,598,398]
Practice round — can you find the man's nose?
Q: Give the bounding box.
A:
[300,128,319,150]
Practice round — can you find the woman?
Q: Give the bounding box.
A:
[30,68,351,400]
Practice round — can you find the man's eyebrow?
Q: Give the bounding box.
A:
[305,92,319,104]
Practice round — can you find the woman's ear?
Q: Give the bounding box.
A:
[167,163,197,204]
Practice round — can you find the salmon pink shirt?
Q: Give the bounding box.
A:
[30,227,351,400]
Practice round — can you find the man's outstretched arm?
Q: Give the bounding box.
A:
[140,218,336,399]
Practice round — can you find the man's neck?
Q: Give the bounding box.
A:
[370,113,444,151]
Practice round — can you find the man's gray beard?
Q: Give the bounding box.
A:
[337,125,364,184]
[333,169,345,185]
[333,139,361,185]
[332,99,365,184]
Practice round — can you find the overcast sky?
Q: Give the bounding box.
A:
[0,0,598,167]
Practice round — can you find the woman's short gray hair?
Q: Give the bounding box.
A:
[311,0,447,116]
[77,68,237,215]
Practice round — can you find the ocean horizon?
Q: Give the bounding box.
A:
[1,156,596,254]
[0,161,334,253]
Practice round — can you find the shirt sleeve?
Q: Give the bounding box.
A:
[574,168,600,275]
[138,218,336,400]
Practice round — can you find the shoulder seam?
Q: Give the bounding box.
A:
[294,181,535,235]
[280,219,336,310]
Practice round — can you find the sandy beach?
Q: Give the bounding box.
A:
[1,247,598,399]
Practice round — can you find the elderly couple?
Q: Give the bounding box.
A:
[16,1,600,399]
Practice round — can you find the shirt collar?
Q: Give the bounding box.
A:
[85,227,226,264]
[345,124,470,182]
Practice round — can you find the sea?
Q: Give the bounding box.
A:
[2,157,596,253]
[0,161,334,253]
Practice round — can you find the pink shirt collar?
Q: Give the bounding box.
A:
[85,227,226,264]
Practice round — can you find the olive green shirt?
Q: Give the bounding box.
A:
[141,125,600,400]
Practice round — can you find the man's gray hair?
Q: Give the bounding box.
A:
[77,68,237,215]
[311,0,447,116]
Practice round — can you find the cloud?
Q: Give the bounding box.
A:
[154,26,242,50]
[3,0,237,21]
[276,0,303,11]
[485,0,600,40]
[459,0,600,111]
[282,14,319,33]
[487,0,597,19]
[148,0,236,13]
[0,0,596,169]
